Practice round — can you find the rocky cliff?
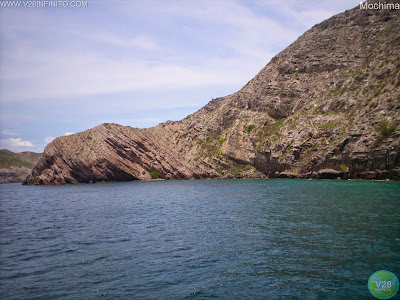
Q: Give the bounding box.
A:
[25,2,400,185]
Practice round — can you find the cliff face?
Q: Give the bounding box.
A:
[25,3,400,185]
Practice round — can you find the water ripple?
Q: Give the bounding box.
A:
[0,179,399,299]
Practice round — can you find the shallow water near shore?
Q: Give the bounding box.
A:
[1,179,399,299]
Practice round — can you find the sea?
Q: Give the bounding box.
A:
[0,179,399,299]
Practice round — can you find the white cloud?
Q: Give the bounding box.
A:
[90,34,159,50]
[0,2,303,103]
[0,138,45,152]
[9,138,34,147]
[1,53,250,101]
[0,1,361,104]
[64,132,74,136]
[44,136,55,144]
[0,137,34,148]
[0,129,17,136]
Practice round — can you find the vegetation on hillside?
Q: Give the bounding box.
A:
[0,149,41,169]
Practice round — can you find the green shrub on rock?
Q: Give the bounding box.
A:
[374,120,396,137]
[150,171,159,179]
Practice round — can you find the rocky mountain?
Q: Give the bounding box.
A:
[25,2,400,185]
[0,149,42,183]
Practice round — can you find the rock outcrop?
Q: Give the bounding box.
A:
[25,2,400,185]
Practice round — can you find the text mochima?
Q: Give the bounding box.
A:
[360,1,400,10]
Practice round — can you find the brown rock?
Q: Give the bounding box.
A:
[25,3,400,184]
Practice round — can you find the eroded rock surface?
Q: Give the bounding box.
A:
[25,2,400,184]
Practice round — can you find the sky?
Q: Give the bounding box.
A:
[0,0,361,153]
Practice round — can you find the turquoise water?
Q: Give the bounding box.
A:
[0,179,399,299]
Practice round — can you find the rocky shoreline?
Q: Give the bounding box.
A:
[24,2,400,185]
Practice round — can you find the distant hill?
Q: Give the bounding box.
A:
[25,1,400,185]
[0,149,42,183]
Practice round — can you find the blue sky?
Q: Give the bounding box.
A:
[0,0,361,152]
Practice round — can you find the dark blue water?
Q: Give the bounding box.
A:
[1,179,399,299]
